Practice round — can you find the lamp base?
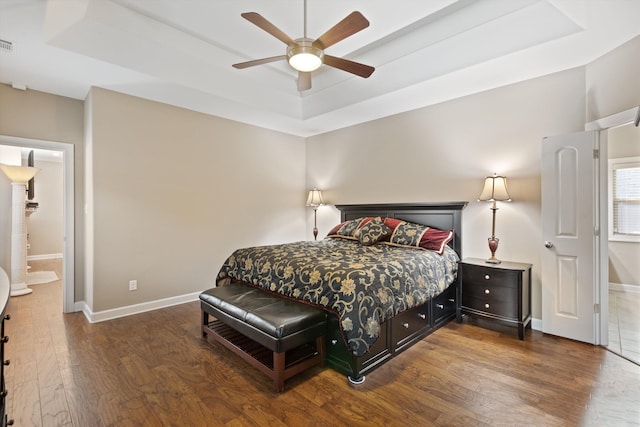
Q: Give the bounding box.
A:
[10,282,33,297]
[486,237,501,264]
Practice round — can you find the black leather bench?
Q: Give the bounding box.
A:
[200,283,326,392]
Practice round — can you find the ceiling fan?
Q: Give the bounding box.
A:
[232,0,375,91]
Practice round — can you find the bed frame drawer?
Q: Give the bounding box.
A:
[325,314,391,379]
[432,285,457,327]
[392,303,431,352]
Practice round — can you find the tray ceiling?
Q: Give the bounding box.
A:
[1,0,639,136]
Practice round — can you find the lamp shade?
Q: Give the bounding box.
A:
[478,174,511,202]
[306,188,325,207]
[0,164,40,184]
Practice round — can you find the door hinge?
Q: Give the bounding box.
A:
[594,226,600,237]
[594,303,600,314]
[593,149,599,159]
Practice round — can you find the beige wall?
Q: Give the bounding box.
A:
[0,84,84,142]
[307,68,587,320]
[28,158,64,257]
[587,35,640,122]
[0,84,84,299]
[1,34,638,319]
[608,123,640,287]
[587,34,640,288]
[86,88,306,312]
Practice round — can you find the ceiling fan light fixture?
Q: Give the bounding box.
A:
[287,38,323,72]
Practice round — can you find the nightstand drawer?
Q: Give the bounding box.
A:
[461,264,517,288]
[463,281,516,303]
[462,294,518,318]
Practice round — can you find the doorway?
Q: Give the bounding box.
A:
[604,121,640,364]
[0,135,75,313]
[586,106,640,357]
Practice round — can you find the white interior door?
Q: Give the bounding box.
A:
[541,131,597,344]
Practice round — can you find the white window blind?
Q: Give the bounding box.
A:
[609,157,640,242]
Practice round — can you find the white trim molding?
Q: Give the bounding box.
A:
[27,253,63,261]
[585,106,640,131]
[531,318,542,331]
[76,291,202,323]
[609,282,640,294]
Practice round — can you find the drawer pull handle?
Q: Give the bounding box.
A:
[403,322,409,329]
[3,359,8,366]
[448,298,455,302]
[331,339,338,346]
[485,303,490,309]
[418,313,426,320]
[484,289,490,294]
[1,336,8,343]
[484,274,490,280]
[436,304,444,310]
[3,314,9,321]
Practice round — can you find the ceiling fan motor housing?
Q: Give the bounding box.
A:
[287,38,324,72]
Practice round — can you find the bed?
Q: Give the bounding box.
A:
[216,202,466,382]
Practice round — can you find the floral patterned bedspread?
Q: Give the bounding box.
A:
[216,238,459,357]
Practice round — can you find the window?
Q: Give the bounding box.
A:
[609,157,640,242]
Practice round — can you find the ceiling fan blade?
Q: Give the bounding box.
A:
[241,12,294,45]
[233,55,286,69]
[323,55,375,78]
[312,11,370,50]
[297,72,312,91]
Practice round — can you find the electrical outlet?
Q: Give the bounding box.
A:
[129,280,138,291]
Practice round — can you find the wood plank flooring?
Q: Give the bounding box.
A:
[5,260,640,426]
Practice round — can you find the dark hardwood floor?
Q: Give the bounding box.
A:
[5,260,640,426]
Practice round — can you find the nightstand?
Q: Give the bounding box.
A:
[456,258,532,340]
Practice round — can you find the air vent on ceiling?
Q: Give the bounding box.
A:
[0,39,13,53]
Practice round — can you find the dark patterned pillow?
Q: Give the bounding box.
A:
[389,221,427,247]
[388,221,453,255]
[355,217,391,245]
[327,217,368,240]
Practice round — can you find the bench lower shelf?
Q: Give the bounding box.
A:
[202,319,325,392]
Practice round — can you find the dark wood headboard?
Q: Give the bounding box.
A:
[335,202,467,257]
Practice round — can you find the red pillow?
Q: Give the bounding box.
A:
[383,217,403,232]
[327,221,346,236]
[420,228,454,255]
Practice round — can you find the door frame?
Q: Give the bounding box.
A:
[0,135,75,313]
[585,106,640,346]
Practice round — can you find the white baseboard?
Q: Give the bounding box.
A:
[68,296,542,332]
[609,282,640,294]
[74,291,202,323]
[27,253,63,261]
[531,318,542,331]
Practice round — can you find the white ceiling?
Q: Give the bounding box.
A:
[1,0,639,137]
